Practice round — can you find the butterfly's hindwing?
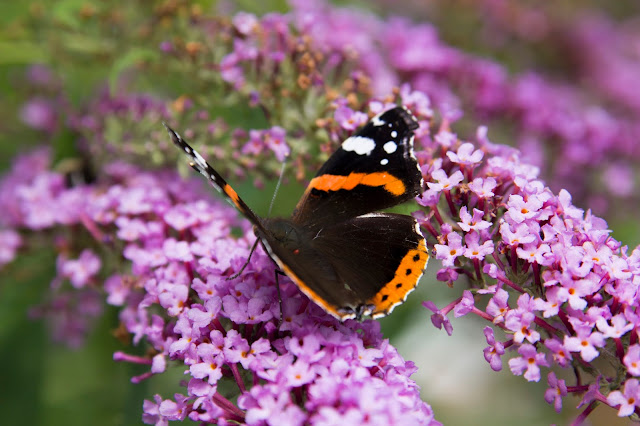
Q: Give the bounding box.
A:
[258,213,428,320]
[308,212,428,318]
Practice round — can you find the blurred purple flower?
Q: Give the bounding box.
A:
[20,98,58,132]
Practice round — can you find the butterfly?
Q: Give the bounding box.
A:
[165,106,428,321]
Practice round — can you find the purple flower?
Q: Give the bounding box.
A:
[608,379,640,417]
[516,243,551,265]
[504,299,540,344]
[508,344,549,382]
[220,53,244,87]
[158,395,188,422]
[464,231,494,261]
[468,177,496,199]
[157,281,189,317]
[446,142,484,165]
[334,105,368,131]
[423,301,453,335]
[453,290,474,317]
[242,387,305,425]
[233,12,258,35]
[596,313,634,338]
[534,286,564,318]
[624,344,640,376]
[189,343,225,385]
[434,232,464,267]
[560,275,601,311]
[265,126,290,162]
[543,338,573,368]
[159,40,173,53]
[544,372,567,413]
[104,274,129,306]
[242,129,265,156]
[482,327,505,371]
[435,267,458,283]
[564,328,605,362]
[6,5,640,421]
[59,249,101,289]
[162,238,194,262]
[504,194,544,224]
[427,169,464,192]
[486,288,509,323]
[142,395,164,425]
[500,222,537,246]
[0,229,22,267]
[163,204,200,231]
[458,207,492,233]
[284,359,316,387]
[434,130,456,148]
[20,98,58,132]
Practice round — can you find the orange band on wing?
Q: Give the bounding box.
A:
[223,183,243,210]
[308,172,406,196]
[224,183,239,201]
[368,238,429,318]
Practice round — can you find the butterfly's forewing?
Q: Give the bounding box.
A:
[291,107,423,230]
[164,124,262,227]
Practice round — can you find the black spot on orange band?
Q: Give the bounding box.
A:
[368,238,429,317]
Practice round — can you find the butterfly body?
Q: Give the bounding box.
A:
[166,106,428,321]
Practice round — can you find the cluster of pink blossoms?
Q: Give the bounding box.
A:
[371,87,640,420]
[0,144,436,424]
[5,1,640,423]
[6,91,640,422]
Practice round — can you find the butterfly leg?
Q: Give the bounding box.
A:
[226,238,261,280]
[274,269,286,327]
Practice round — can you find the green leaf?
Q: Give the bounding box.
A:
[0,41,46,64]
[51,0,88,28]
[108,48,160,92]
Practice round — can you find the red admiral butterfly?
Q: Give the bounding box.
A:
[165,106,428,321]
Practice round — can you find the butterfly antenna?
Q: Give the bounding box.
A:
[267,157,287,217]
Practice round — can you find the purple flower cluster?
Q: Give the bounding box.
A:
[6,1,640,423]
[402,96,640,420]
[68,90,171,166]
[0,147,436,424]
[240,126,291,162]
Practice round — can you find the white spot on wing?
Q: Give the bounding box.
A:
[413,219,424,237]
[342,136,376,156]
[383,141,398,154]
[193,151,207,170]
[371,113,386,126]
[391,130,398,138]
[380,158,389,165]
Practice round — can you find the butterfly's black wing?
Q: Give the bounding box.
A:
[291,107,422,230]
[259,213,428,320]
